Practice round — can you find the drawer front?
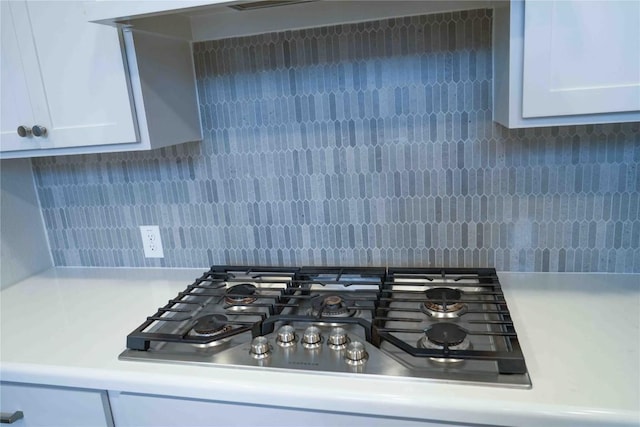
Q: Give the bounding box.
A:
[0,382,113,427]
[110,391,476,427]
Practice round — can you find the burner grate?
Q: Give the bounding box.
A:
[375,268,527,374]
[125,266,299,350]
[124,266,528,377]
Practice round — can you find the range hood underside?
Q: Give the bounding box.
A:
[106,0,494,42]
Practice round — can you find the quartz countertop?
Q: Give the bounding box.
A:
[1,267,638,427]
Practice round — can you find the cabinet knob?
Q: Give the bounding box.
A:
[32,125,47,137]
[17,126,31,137]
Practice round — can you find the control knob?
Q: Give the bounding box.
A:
[301,326,321,349]
[345,341,368,365]
[276,325,296,347]
[327,327,348,349]
[250,336,270,359]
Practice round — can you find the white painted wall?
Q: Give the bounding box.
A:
[0,159,52,288]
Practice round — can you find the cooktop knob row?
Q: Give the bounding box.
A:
[251,328,367,366]
[273,326,353,351]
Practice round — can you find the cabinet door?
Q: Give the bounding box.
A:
[0,382,113,427]
[12,1,138,150]
[0,2,40,152]
[522,0,640,118]
[27,0,138,148]
[110,392,468,427]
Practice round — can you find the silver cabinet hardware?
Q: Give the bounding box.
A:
[0,411,24,424]
[32,125,47,137]
[17,126,31,137]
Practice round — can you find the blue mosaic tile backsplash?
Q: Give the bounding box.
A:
[32,9,640,272]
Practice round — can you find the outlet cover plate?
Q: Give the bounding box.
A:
[140,225,164,258]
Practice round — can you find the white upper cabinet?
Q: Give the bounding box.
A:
[1,1,40,152]
[0,1,137,153]
[1,1,202,159]
[522,0,640,118]
[494,0,640,128]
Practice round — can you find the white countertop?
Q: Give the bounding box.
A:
[1,267,638,427]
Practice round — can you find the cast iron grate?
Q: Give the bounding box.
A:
[124,266,527,374]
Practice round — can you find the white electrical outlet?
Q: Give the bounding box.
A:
[140,225,164,258]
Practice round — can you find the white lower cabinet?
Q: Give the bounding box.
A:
[108,391,475,427]
[1,384,483,427]
[0,382,113,427]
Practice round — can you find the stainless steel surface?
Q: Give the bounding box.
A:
[31,125,46,137]
[120,267,531,388]
[0,411,24,424]
[121,333,409,377]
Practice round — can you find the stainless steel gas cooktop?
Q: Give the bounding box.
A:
[120,266,531,388]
